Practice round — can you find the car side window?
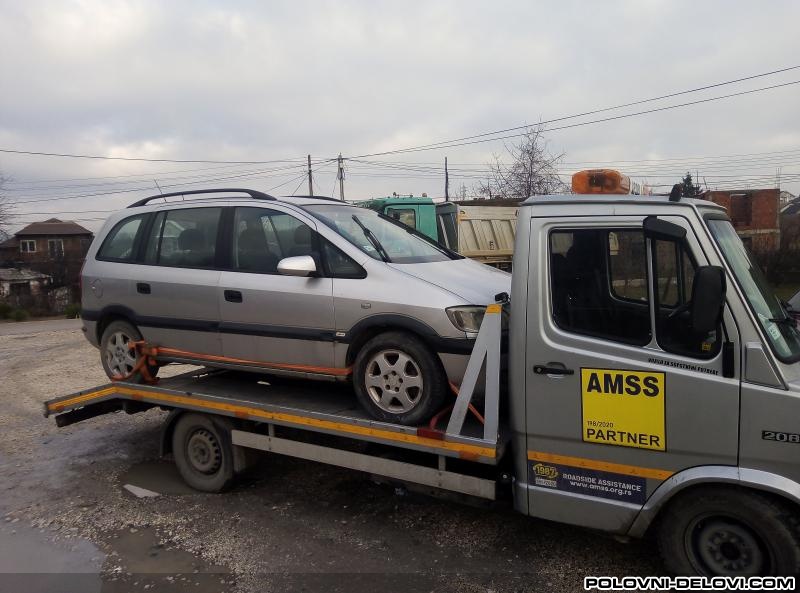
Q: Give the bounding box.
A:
[141,208,221,268]
[549,228,651,346]
[233,208,319,274]
[97,215,146,261]
[653,238,719,358]
[321,238,366,279]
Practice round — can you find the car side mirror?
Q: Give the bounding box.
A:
[277,255,318,277]
[690,265,726,334]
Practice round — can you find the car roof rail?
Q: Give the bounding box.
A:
[128,188,276,208]
[281,195,344,203]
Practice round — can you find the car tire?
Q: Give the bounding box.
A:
[172,413,235,493]
[353,331,447,425]
[99,319,158,383]
[657,486,800,576]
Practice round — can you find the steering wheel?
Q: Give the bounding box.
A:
[668,301,692,319]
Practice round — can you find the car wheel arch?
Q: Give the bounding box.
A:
[343,314,444,367]
[94,305,140,343]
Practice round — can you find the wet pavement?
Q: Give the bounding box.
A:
[0,326,660,592]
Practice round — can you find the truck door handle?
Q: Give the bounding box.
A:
[533,364,574,376]
[224,290,243,303]
[136,282,151,294]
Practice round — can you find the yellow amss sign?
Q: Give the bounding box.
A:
[581,368,666,451]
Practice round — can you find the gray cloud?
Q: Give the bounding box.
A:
[1,0,799,230]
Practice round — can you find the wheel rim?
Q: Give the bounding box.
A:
[186,428,222,475]
[686,515,768,575]
[104,330,137,377]
[364,349,424,414]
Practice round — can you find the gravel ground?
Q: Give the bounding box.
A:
[0,325,661,592]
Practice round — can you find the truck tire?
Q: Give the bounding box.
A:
[172,413,235,493]
[100,320,158,383]
[353,331,447,426]
[657,486,800,576]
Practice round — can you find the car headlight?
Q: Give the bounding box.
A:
[446,306,486,333]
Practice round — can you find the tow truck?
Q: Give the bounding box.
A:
[45,170,800,576]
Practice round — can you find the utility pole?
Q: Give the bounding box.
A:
[307,155,314,197]
[337,154,345,201]
[444,157,450,202]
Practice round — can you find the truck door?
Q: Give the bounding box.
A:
[523,215,740,532]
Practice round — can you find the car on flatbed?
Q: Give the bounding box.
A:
[80,188,510,425]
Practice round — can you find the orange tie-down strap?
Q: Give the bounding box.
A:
[112,341,353,384]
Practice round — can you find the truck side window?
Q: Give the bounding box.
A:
[549,229,651,346]
[653,239,719,358]
[387,208,416,228]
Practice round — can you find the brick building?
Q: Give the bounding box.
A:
[700,189,780,253]
[0,218,93,303]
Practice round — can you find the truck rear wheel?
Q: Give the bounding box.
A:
[657,486,800,576]
[172,413,235,493]
[353,331,447,426]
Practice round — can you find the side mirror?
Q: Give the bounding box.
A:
[690,265,726,334]
[277,255,318,277]
[643,216,687,241]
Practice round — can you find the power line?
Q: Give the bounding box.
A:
[349,77,800,158]
[2,66,798,169]
[6,161,334,205]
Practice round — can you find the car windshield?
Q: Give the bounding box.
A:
[303,204,453,263]
[707,218,800,363]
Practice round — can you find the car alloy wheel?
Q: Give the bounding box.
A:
[364,349,424,414]
[104,330,137,377]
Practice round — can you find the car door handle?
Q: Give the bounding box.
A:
[136,282,151,294]
[224,290,243,303]
[533,364,574,376]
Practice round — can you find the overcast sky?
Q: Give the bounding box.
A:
[1,0,799,232]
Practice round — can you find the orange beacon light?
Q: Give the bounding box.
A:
[571,169,632,195]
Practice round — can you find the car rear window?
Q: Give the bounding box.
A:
[97,215,146,261]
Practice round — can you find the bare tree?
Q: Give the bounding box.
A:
[477,126,568,199]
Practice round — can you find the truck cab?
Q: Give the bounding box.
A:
[358,196,518,270]
[510,173,800,575]
[356,196,439,240]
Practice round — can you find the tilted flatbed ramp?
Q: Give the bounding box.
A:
[44,370,507,499]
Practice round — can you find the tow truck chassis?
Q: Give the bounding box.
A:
[44,304,507,499]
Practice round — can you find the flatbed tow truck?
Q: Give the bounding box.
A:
[45,170,800,577]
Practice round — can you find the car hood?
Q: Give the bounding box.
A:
[388,258,511,305]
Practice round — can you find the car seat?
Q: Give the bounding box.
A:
[238,221,279,273]
[177,228,211,267]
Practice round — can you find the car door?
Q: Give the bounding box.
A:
[218,206,336,371]
[126,206,224,355]
[523,213,740,532]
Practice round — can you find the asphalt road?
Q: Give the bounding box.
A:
[0,325,661,593]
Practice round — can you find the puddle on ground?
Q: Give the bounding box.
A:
[120,460,197,496]
[0,520,103,593]
[101,527,231,592]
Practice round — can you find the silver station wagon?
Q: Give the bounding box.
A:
[81,189,511,424]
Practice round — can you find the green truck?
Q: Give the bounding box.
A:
[357,195,519,270]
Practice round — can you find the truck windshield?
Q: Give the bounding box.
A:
[707,218,800,363]
[304,204,452,263]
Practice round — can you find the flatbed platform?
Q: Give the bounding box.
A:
[44,369,507,466]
